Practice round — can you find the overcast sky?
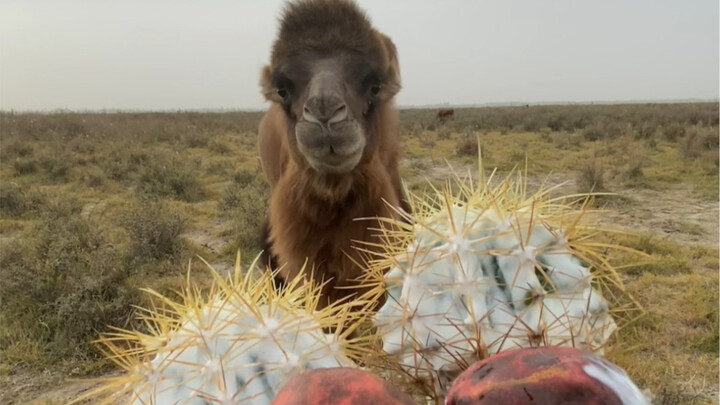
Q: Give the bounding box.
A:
[0,0,717,111]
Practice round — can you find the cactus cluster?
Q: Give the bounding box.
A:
[78,166,642,404]
[361,168,639,397]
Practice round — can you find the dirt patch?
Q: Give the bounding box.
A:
[404,161,718,246]
[598,186,719,245]
[181,219,234,274]
[0,372,98,405]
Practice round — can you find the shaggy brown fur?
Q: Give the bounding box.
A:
[436,109,455,121]
[257,0,407,308]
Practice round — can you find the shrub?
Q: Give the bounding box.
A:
[634,121,658,139]
[582,124,604,142]
[437,127,451,140]
[553,132,583,150]
[208,138,232,155]
[626,161,644,180]
[682,126,719,159]
[662,123,685,142]
[181,131,210,148]
[13,158,39,176]
[420,132,436,149]
[218,172,271,257]
[455,136,479,157]
[576,161,606,193]
[407,123,423,138]
[134,151,206,202]
[539,128,552,142]
[121,198,186,263]
[0,183,45,218]
[38,153,72,183]
[0,204,136,366]
[0,138,34,161]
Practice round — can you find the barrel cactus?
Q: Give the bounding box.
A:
[363,167,640,398]
[79,256,367,405]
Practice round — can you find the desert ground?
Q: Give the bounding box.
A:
[0,103,718,404]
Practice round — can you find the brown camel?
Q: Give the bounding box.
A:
[436,109,455,121]
[256,0,408,308]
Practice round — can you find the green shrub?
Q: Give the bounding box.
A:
[0,204,136,367]
[12,158,39,176]
[218,172,271,257]
[181,131,210,148]
[134,151,207,202]
[662,123,685,142]
[0,183,45,218]
[582,124,604,141]
[38,153,72,183]
[121,198,186,264]
[208,138,232,155]
[0,138,34,161]
[634,121,659,140]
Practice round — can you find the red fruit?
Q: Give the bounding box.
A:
[271,367,414,405]
[446,347,649,405]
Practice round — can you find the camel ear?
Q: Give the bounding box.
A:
[378,33,401,100]
[259,65,282,103]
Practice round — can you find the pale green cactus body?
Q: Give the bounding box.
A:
[81,262,360,405]
[368,172,625,397]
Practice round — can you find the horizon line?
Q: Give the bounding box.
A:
[1,97,717,114]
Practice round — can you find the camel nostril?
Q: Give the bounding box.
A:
[328,104,347,124]
[303,95,346,125]
[303,104,323,125]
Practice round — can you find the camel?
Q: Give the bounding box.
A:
[256,0,407,308]
[436,109,455,121]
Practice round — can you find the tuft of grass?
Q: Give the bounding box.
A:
[217,171,271,260]
[682,126,719,161]
[576,160,606,193]
[553,131,584,150]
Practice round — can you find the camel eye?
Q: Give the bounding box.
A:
[276,88,289,102]
[370,85,381,96]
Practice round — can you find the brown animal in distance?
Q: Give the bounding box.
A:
[257,0,408,308]
[436,108,455,121]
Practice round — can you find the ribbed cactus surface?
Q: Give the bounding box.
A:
[81,258,360,405]
[365,169,635,397]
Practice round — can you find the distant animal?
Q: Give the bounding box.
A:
[257,0,408,308]
[436,109,455,121]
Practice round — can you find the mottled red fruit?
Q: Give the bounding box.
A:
[447,347,649,405]
[271,367,414,405]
